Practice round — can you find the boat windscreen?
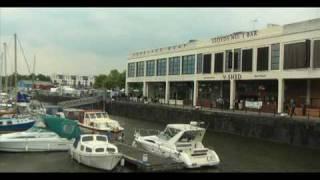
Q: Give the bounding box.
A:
[158,127,181,141]
[89,114,96,119]
[96,135,107,142]
[178,130,203,142]
[96,113,103,118]
[82,136,94,142]
[103,113,109,118]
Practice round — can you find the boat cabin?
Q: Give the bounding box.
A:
[73,135,118,154]
[64,109,110,123]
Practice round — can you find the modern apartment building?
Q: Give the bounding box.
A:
[51,73,95,88]
[126,18,320,116]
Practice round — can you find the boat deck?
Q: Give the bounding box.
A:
[113,142,184,172]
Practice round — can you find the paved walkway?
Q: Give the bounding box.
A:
[111,99,320,122]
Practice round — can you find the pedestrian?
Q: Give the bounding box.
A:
[290,98,296,117]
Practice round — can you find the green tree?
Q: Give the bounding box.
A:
[93,69,126,89]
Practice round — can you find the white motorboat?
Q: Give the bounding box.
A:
[70,134,123,171]
[0,127,72,152]
[132,121,220,168]
[64,109,124,135]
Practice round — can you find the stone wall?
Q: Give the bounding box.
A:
[107,101,320,149]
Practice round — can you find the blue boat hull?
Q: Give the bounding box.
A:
[0,121,35,132]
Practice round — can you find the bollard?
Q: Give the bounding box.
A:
[142,153,148,162]
[120,158,125,167]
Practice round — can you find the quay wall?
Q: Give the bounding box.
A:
[33,95,79,104]
[106,101,320,150]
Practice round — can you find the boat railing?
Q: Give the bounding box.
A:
[134,128,161,137]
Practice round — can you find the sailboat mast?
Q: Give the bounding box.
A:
[14,33,17,93]
[3,42,7,93]
[0,52,2,91]
[32,55,35,85]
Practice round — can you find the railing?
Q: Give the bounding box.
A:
[58,96,103,108]
[111,96,320,120]
[134,128,161,137]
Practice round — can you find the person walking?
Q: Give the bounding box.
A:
[290,98,296,117]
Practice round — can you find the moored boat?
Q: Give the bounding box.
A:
[0,126,72,152]
[70,134,122,171]
[63,109,124,139]
[0,117,35,133]
[132,121,220,168]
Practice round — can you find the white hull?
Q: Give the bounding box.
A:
[134,137,220,169]
[71,151,122,171]
[0,139,72,152]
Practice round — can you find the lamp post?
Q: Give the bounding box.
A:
[103,80,106,112]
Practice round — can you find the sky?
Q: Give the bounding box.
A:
[0,8,319,76]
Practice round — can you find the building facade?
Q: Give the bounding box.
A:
[51,74,95,88]
[126,18,320,116]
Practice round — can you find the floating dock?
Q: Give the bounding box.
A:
[114,142,184,172]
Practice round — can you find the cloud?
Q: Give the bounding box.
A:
[0,8,319,76]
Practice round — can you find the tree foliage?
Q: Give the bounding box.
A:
[0,73,51,87]
[94,69,126,90]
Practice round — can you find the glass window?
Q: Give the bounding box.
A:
[284,40,310,69]
[156,58,167,76]
[127,63,135,77]
[197,54,203,74]
[96,113,102,118]
[169,57,180,75]
[95,148,104,153]
[178,131,202,142]
[82,136,94,142]
[242,49,253,72]
[85,114,89,119]
[271,43,280,70]
[89,114,96,119]
[80,145,84,151]
[225,50,233,72]
[85,147,92,152]
[257,47,269,71]
[314,40,320,68]
[214,52,224,73]
[158,127,181,141]
[136,61,145,77]
[203,54,212,74]
[96,136,107,142]
[146,60,155,76]
[233,48,241,72]
[103,113,109,118]
[107,148,116,153]
[182,55,195,74]
[7,121,12,125]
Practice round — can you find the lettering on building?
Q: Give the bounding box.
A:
[254,74,267,78]
[223,74,242,80]
[211,31,258,44]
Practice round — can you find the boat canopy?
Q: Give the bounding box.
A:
[41,114,81,139]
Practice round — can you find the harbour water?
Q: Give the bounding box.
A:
[1,115,320,172]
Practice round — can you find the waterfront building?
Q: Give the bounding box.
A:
[126,18,320,117]
[18,80,54,92]
[51,74,95,88]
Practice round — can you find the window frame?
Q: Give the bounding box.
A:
[241,48,253,72]
[256,46,270,71]
[182,55,195,75]
[214,52,224,73]
[283,39,310,70]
